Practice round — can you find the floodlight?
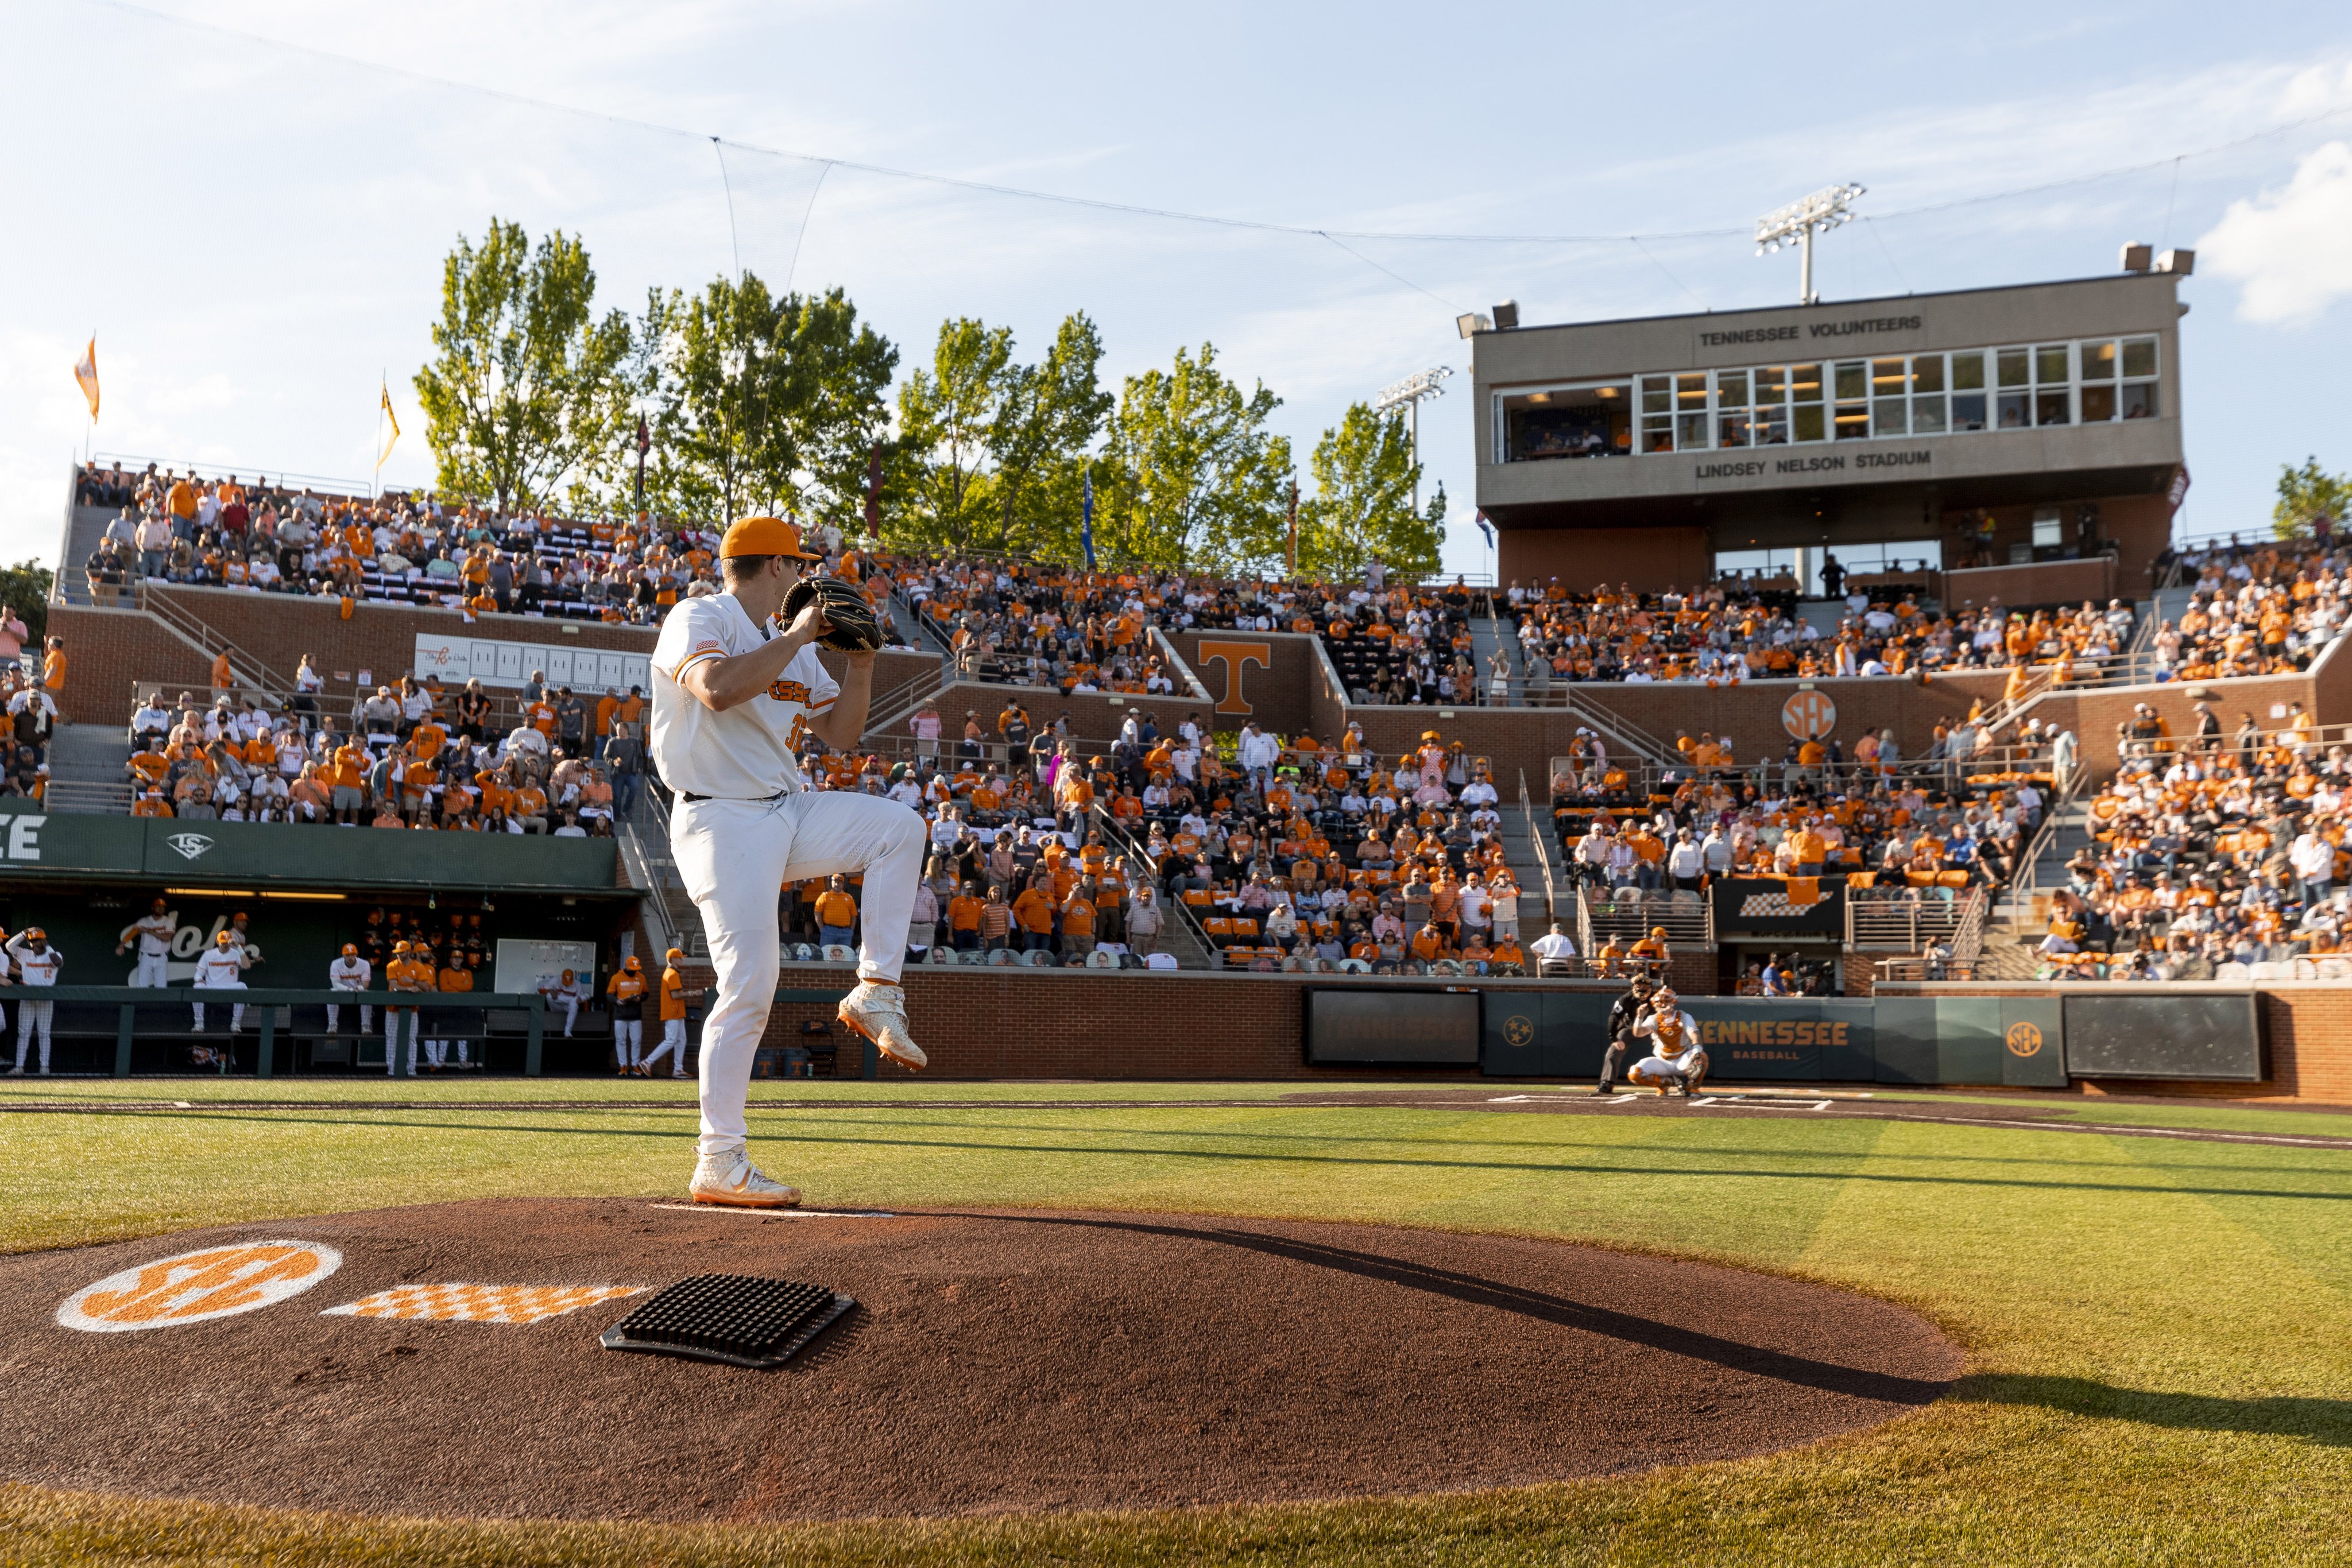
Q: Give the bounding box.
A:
[1456,312,1489,339]
[2119,242,2153,273]
[2154,249,2195,276]
[1371,365,1453,512]
[1754,183,1865,304]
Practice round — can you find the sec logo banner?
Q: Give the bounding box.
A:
[2005,1021,2045,1058]
[1782,690,1838,741]
[57,1241,343,1333]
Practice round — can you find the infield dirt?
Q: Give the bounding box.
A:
[0,1200,1961,1523]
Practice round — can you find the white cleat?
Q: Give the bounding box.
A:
[689,1151,801,1209]
[837,980,927,1071]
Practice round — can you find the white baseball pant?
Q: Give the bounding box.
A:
[643,1017,687,1074]
[14,1001,53,1072]
[129,952,170,988]
[386,1010,419,1074]
[327,994,373,1032]
[672,790,924,1156]
[561,996,580,1036]
[614,1019,642,1067]
[192,984,246,1031]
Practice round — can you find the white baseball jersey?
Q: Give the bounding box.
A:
[329,957,371,991]
[193,949,246,988]
[9,942,60,984]
[649,593,837,799]
[127,913,174,955]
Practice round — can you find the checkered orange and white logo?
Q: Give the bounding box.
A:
[320,1283,643,1325]
[57,1241,343,1332]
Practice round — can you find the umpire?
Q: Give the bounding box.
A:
[1595,973,1655,1095]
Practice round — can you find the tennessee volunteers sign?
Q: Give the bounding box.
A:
[1782,688,1837,740]
[1194,640,1272,715]
[57,1241,342,1332]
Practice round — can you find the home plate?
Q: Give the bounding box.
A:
[645,1204,899,1219]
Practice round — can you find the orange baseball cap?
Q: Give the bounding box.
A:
[720,516,821,560]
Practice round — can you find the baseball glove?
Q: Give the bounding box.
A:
[782,575,885,652]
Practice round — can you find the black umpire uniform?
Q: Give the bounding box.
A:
[1597,978,1653,1094]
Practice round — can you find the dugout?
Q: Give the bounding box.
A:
[0,807,648,1075]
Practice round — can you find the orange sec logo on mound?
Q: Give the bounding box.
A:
[56,1241,343,1333]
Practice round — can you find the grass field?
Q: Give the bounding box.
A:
[4,1078,2349,1566]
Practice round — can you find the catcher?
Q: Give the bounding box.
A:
[1626,986,1707,1097]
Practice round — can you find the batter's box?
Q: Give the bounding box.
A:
[322,1283,644,1325]
[601,1273,854,1369]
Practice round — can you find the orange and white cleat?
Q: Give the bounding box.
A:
[837,979,927,1071]
[688,1150,800,1209]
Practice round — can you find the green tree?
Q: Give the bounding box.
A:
[413,218,635,513]
[640,278,899,527]
[894,318,1016,552]
[891,311,1113,557]
[1097,344,1293,573]
[1297,403,1445,581]
[990,312,1113,555]
[2272,456,2350,540]
[0,560,52,645]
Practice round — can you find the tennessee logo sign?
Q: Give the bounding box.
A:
[57,1241,342,1333]
[1502,1014,1535,1048]
[1782,689,1837,741]
[2005,1021,2045,1058]
[1194,640,1272,715]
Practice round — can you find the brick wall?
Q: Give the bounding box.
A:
[1167,630,1325,741]
[45,603,215,722]
[52,586,932,724]
[1940,556,2117,611]
[1498,526,1713,595]
[750,967,1619,1079]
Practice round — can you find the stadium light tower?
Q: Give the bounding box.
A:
[1372,365,1453,513]
[1755,183,1866,305]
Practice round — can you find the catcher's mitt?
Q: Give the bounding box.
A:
[782,575,884,652]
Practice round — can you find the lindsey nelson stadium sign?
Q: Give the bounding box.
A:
[1693,450,1933,482]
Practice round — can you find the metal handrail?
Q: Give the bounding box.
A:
[137,584,297,694]
[1518,768,1562,923]
[1847,885,1983,950]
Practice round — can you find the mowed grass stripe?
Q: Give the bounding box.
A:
[5,1097,2351,1563]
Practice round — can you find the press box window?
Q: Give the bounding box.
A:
[1949,351,1987,431]
[1790,363,1826,442]
[2121,336,2160,419]
[1677,374,1710,450]
[1500,382,1632,462]
[2034,344,2072,427]
[1641,375,1673,453]
[1870,357,1908,438]
[1715,370,1751,448]
[1833,361,1869,440]
[1995,349,2030,429]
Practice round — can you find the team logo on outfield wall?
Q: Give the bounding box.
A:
[2005,1021,2045,1058]
[57,1241,342,1332]
[1502,1015,1535,1048]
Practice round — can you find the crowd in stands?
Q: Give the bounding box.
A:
[845,707,1542,974]
[2037,702,2352,979]
[1501,579,2141,686]
[2146,534,2349,682]
[74,463,897,633]
[897,554,1498,706]
[116,673,645,831]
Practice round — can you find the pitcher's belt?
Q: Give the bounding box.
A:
[679,789,788,804]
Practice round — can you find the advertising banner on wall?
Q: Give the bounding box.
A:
[413,633,651,694]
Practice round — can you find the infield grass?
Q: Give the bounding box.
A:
[2,1081,2347,1565]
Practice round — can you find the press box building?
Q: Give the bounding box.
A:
[1469,268,2188,599]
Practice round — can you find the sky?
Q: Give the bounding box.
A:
[4,0,2351,584]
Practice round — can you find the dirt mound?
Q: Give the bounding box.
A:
[0,1201,1959,1522]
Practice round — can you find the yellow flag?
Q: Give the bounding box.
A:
[74,337,99,421]
[376,381,401,470]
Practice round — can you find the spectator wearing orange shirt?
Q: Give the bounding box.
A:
[947,885,986,951]
[814,874,860,949]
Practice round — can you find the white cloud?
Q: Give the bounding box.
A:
[2198,141,2352,323]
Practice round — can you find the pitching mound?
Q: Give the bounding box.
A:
[0,1201,1959,1523]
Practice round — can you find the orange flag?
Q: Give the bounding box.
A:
[1784,876,1821,908]
[74,337,99,420]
